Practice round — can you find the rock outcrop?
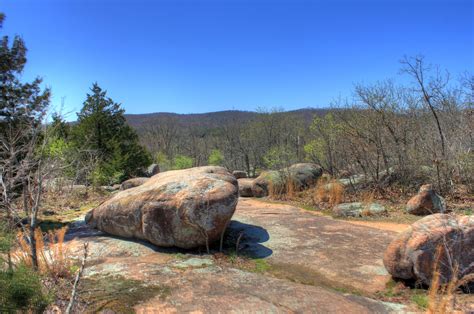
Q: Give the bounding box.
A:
[383,214,474,286]
[120,177,149,190]
[145,163,160,177]
[86,166,239,249]
[406,184,446,215]
[238,178,254,197]
[333,202,386,217]
[252,163,322,197]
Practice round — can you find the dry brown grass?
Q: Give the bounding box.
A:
[314,177,344,207]
[13,227,73,279]
[427,246,474,313]
[268,175,298,200]
[359,189,376,216]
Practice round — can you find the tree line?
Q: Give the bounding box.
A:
[137,60,472,193]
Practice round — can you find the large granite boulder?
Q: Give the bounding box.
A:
[252,163,323,197]
[120,177,149,190]
[383,214,474,286]
[86,166,239,249]
[406,184,446,215]
[333,202,386,218]
[238,178,254,197]
[145,164,160,177]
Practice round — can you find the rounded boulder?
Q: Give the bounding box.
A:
[238,178,254,197]
[383,214,474,286]
[86,166,239,249]
[406,184,446,216]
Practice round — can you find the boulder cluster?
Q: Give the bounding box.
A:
[90,164,473,288]
[236,163,323,198]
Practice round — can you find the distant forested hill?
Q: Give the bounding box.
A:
[124,108,330,132]
[123,107,331,174]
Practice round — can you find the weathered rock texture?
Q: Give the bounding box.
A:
[238,178,254,197]
[86,166,238,249]
[383,213,474,286]
[120,177,149,190]
[406,184,446,215]
[252,163,323,197]
[333,202,386,218]
[145,163,160,177]
[232,170,247,179]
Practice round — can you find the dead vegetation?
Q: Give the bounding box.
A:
[13,227,72,279]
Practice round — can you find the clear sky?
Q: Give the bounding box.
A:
[1,0,473,119]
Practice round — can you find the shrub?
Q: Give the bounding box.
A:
[208,149,224,166]
[0,266,51,311]
[263,146,297,170]
[155,151,172,171]
[173,155,194,170]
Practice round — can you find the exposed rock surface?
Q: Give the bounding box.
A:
[235,198,399,294]
[86,166,238,249]
[232,170,247,179]
[383,213,474,286]
[238,178,254,197]
[145,163,160,177]
[120,177,149,190]
[406,184,446,215]
[333,202,387,217]
[65,198,412,313]
[252,163,322,197]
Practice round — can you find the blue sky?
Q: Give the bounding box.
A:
[1,0,473,119]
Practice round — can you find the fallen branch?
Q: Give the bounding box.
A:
[65,242,89,314]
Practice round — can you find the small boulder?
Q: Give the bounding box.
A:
[383,214,474,286]
[86,166,238,249]
[145,163,160,177]
[333,202,386,217]
[232,170,248,179]
[238,178,254,197]
[406,184,446,215]
[120,177,149,190]
[252,163,323,197]
[288,163,323,188]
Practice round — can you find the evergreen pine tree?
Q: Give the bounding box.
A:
[0,13,50,145]
[73,83,151,184]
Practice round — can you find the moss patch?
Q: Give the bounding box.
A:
[79,275,170,313]
[411,292,428,310]
[251,258,272,273]
[38,201,100,232]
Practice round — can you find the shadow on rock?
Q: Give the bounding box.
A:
[64,219,189,255]
[227,220,273,258]
[64,217,273,257]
